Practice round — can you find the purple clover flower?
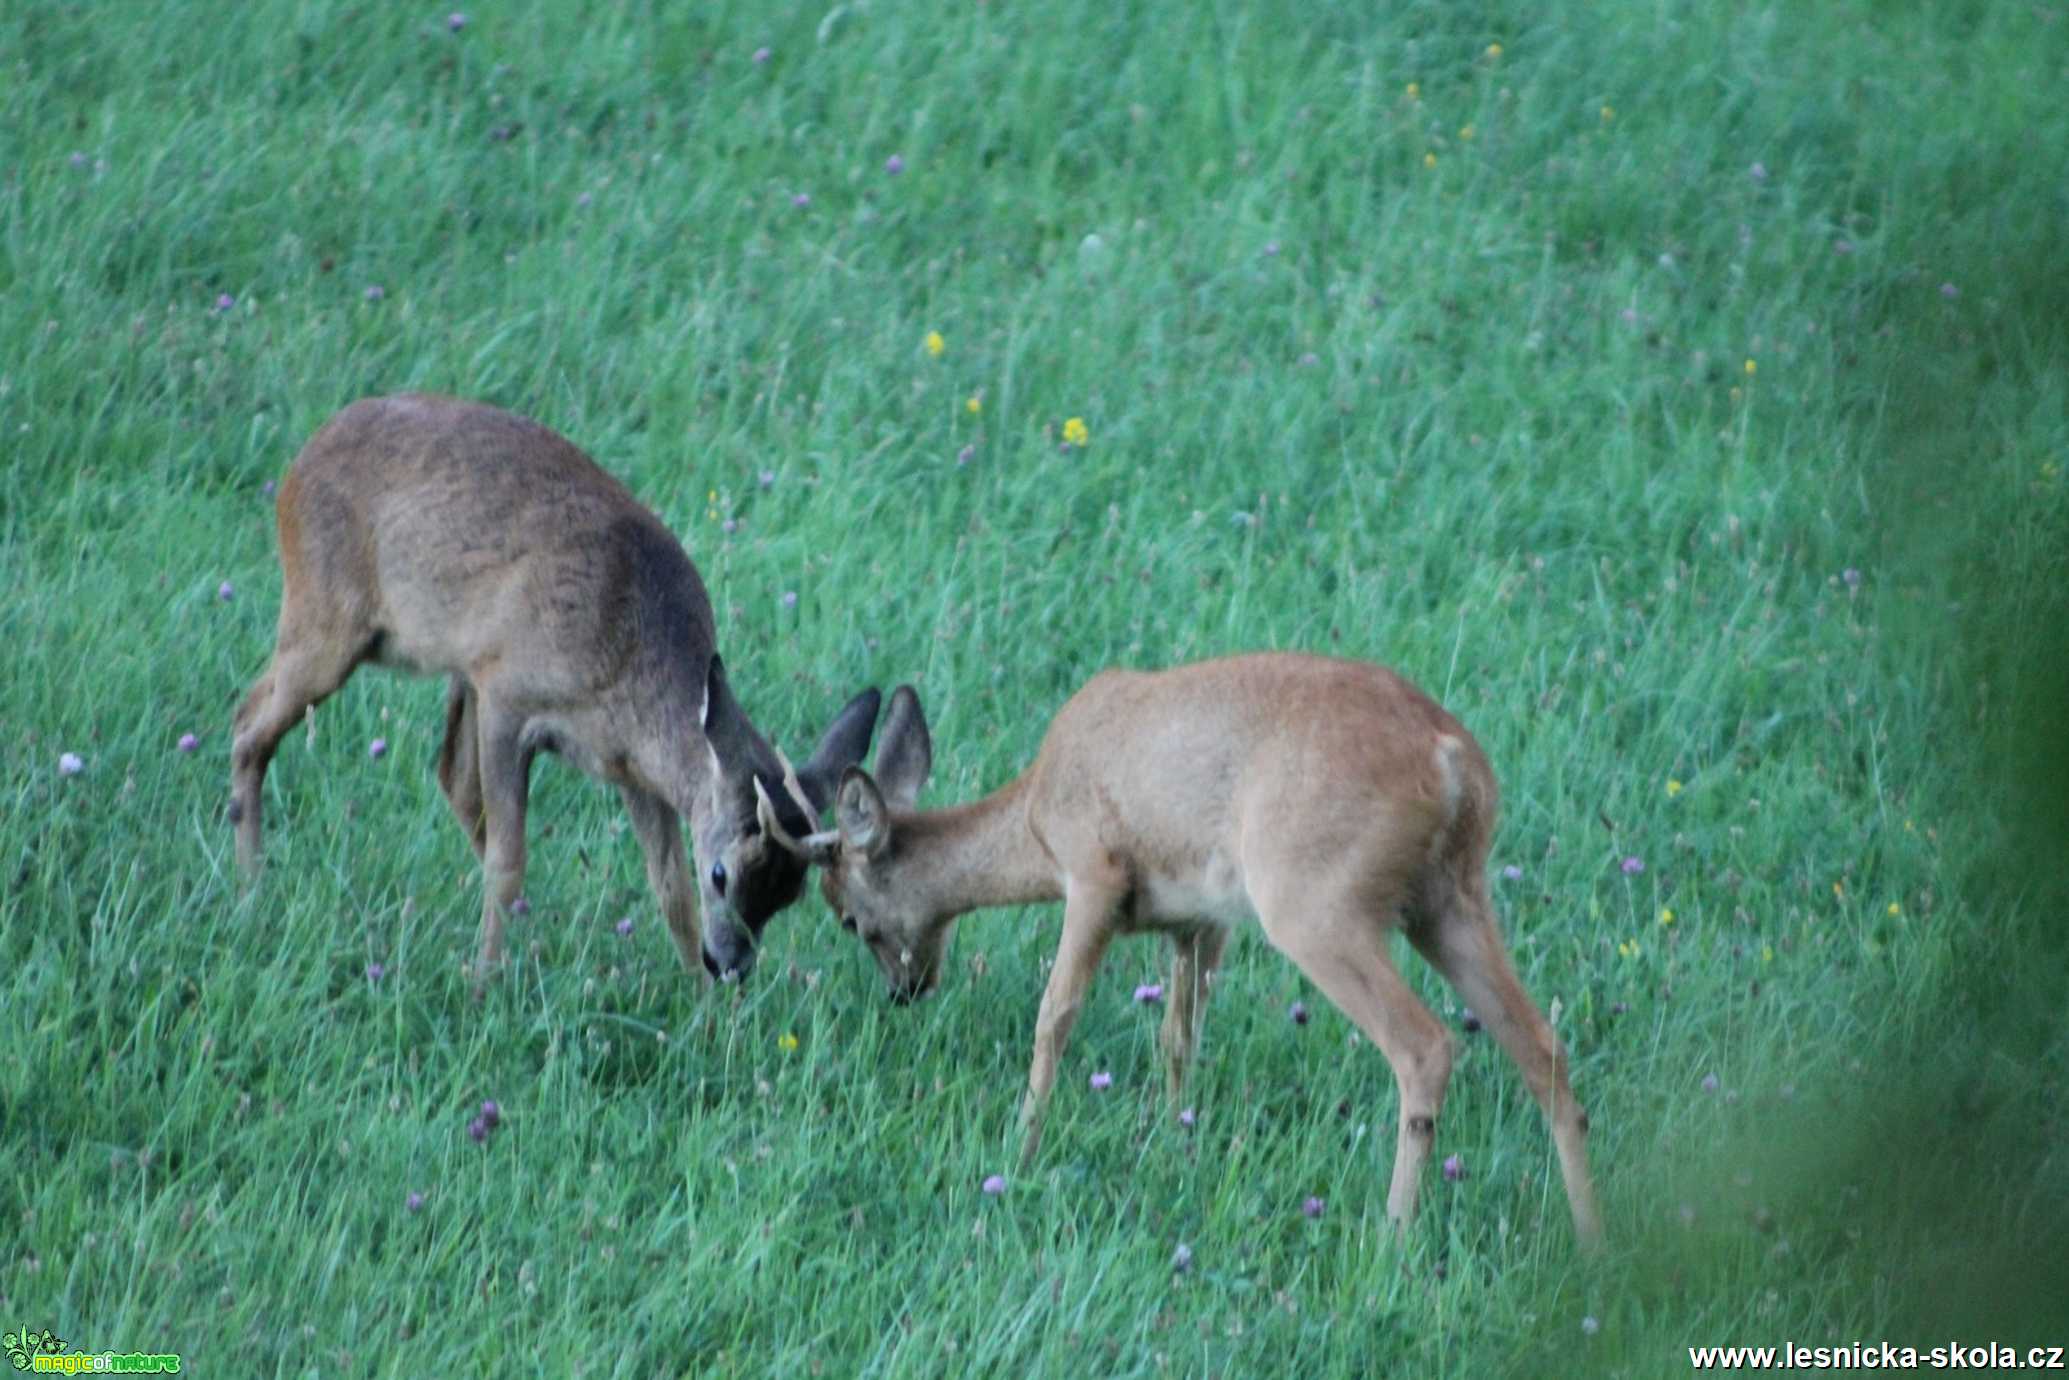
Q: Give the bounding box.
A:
[1442,1153,1465,1181]
[981,1174,1006,1195]
[368,738,388,759]
[1289,1000,1309,1026]
[1620,855,1645,875]
[178,733,199,753]
[884,154,905,175]
[1089,1071,1113,1091]
[1133,982,1164,1004]
[1301,1195,1325,1219]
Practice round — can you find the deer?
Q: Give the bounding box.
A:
[757,652,1604,1245]
[230,393,882,983]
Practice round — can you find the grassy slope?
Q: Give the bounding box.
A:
[3,0,2064,1374]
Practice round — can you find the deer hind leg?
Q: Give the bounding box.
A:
[617,783,705,981]
[1159,923,1229,1106]
[1018,877,1120,1167]
[1256,895,1453,1232]
[1410,879,1604,1246]
[229,610,369,878]
[436,676,488,861]
[470,695,536,983]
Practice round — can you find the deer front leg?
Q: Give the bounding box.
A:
[1019,879,1118,1167]
[472,699,535,985]
[618,783,707,983]
[1159,924,1229,1105]
[435,676,488,860]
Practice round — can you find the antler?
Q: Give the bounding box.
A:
[755,770,840,865]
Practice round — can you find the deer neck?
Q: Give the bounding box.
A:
[900,775,1059,917]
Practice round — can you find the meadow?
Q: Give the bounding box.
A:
[4,0,2066,1374]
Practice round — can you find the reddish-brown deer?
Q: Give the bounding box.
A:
[230,393,881,982]
[762,653,1603,1245]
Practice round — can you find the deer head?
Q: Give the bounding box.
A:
[761,684,947,1000]
[699,655,882,979]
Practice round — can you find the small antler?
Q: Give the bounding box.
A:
[755,773,841,864]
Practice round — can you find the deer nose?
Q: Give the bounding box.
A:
[702,946,753,982]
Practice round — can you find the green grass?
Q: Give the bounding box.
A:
[5,0,2066,1374]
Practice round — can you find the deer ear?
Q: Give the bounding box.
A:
[794,686,882,812]
[873,685,932,810]
[835,766,894,859]
[700,654,757,780]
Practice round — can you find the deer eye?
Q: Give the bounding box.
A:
[709,861,728,897]
[841,914,858,933]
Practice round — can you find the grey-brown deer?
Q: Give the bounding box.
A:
[230,393,881,982]
[762,652,1603,1245]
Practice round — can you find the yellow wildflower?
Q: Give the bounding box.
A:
[1486,43,1503,60]
[1458,124,1475,142]
[1832,879,1845,899]
[925,331,945,358]
[1617,938,1640,959]
[1600,105,1615,123]
[1405,82,1421,101]
[1061,416,1089,447]
[1423,152,1438,169]
[1744,358,1757,376]
[1666,778,1683,797]
[1659,908,1675,927]
[966,395,982,415]
[1886,902,1901,918]
[1761,944,1774,964]
[778,1032,799,1053]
